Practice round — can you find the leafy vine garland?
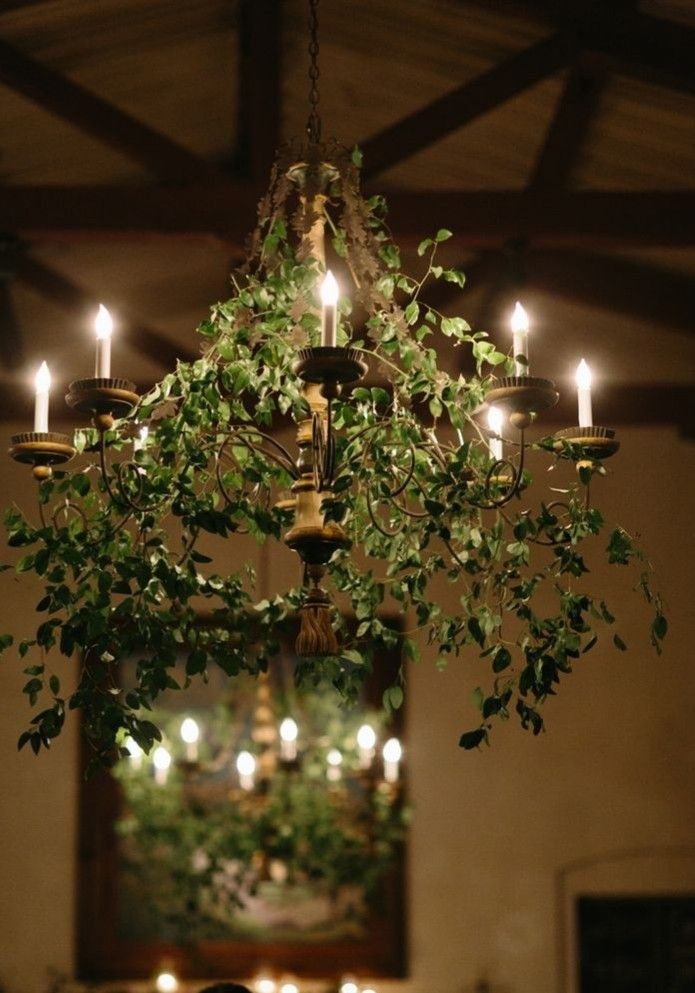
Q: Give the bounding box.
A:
[2,144,666,765]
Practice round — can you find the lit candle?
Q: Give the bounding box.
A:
[382,737,402,784]
[134,425,149,453]
[340,979,359,993]
[33,361,51,433]
[487,406,504,462]
[511,301,529,377]
[279,717,298,761]
[94,304,113,378]
[155,973,178,993]
[236,750,256,791]
[326,747,343,782]
[152,745,171,785]
[279,984,299,993]
[255,977,276,993]
[356,723,376,769]
[320,270,339,347]
[180,716,200,761]
[124,735,143,770]
[575,358,593,428]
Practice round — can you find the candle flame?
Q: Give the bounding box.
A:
[279,717,298,743]
[576,358,592,390]
[95,304,113,340]
[320,270,339,305]
[34,361,51,394]
[180,717,199,744]
[383,737,402,763]
[511,300,529,334]
[357,723,376,750]
[236,750,256,777]
[487,405,503,435]
[152,746,171,771]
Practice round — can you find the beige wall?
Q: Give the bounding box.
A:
[1,422,694,993]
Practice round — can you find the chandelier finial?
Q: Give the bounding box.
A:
[306,0,321,143]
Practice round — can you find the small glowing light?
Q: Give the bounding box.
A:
[155,973,178,993]
[320,269,339,305]
[124,736,142,760]
[153,746,171,771]
[255,978,276,993]
[383,737,402,764]
[34,361,51,394]
[362,988,377,993]
[327,748,343,767]
[280,984,299,993]
[576,358,592,390]
[180,717,199,745]
[340,982,358,993]
[357,724,376,751]
[487,406,503,435]
[279,717,298,743]
[511,300,529,333]
[236,750,256,777]
[94,303,113,340]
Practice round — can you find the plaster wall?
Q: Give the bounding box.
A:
[0,422,694,993]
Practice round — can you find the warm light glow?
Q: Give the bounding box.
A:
[362,988,377,993]
[487,405,503,435]
[356,723,376,750]
[94,303,113,340]
[383,737,402,763]
[236,750,256,777]
[327,748,343,767]
[34,361,51,394]
[280,984,299,993]
[139,426,149,444]
[279,717,298,743]
[576,358,592,390]
[155,973,178,993]
[152,746,171,771]
[320,269,339,306]
[340,981,359,993]
[180,717,199,745]
[255,978,276,993]
[124,736,142,760]
[510,300,529,333]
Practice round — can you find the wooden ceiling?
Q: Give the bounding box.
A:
[0,0,693,432]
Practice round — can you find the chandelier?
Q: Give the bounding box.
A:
[3,0,666,764]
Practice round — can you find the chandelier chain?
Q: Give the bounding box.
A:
[307,0,321,143]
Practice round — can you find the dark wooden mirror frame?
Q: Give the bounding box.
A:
[77,618,407,982]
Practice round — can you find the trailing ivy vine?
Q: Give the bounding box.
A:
[1,144,666,764]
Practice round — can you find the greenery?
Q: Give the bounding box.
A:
[1,143,665,762]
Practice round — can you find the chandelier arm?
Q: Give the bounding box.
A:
[229,427,300,479]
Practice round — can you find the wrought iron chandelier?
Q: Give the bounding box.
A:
[4,0,665,763]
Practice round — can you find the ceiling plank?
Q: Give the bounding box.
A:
[12,252,197,368]
[528,66,605,189]
[1,186,693,249]
[360,32,576,181]
[237,0,282,182]
[0,37,222,183]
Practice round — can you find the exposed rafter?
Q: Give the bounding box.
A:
[0,186,693,249]
[237,0,282,182]
[360,32,576,180]
[0,37,222,183]
[11,252,196,368]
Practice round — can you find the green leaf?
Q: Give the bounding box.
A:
[613,633,627,651]
[383,685,404,712]
[459,728,486,750]
[435,228,453,243]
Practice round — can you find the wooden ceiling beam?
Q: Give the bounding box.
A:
[0,186,693,249]
[0,37,223,183]
[360,32,576,180]
[237,0,282,182]
[11,252,197,368]
[528,65,605,190]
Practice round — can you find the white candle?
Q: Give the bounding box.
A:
[326,747,343,782]
[33,361,51,433]
[511,301,529,376]
[180,716,200,762]
[487,406,504,462]
[320,270,339,347]
[279,717,298,761]
[383,737,402,784]
[94,304,113,378]
[133,425,149,453]
[124,735,143,770]
[356,723,376,769]
[153,745,171,785]
[236,750,256,791]
[575,358,593,428]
